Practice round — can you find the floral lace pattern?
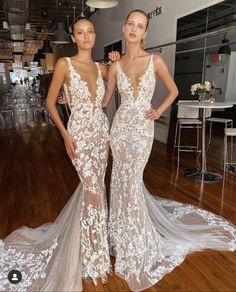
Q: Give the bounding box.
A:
[65,57,111,281]
[157,197,236,251]
[0,239,58,291]
[109,54,236,291]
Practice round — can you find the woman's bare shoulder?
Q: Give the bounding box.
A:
[152,54,167,69]
[56,57,68,66]
[152,54,164,63]
[55,57,68,69]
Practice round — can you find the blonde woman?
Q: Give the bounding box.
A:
[103,9,236,291]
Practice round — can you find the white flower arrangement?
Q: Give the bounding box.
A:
[190,81,211,95]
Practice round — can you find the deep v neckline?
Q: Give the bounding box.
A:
[117,55,152,102]
[69,58,100,106]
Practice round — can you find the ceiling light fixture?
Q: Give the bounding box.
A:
[218,38,231,54]
[42,39,53,53]
[81,0,85,17]
[73,6,76,21]
[53,22,70,44]
[37,49,46,59]
[86,0,119,9]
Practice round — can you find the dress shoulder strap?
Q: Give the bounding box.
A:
[95,62,103,78]
[149,54,154,68]
[147,54,155,77]
[95,61,100,71]
[65,57,73,70]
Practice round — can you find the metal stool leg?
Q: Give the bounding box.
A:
[207,121,213,147]
[230,121,233,163]
[197,125,200,151]
[173,121,178,148]
[173,121,179,158]
[224,132,227,175]
[177,124,181,168]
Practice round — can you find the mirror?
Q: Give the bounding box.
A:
[174,0,236,103]
[168,0,236,146]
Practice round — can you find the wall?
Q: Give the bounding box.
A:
[91,0,224,143]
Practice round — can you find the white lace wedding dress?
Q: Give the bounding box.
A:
[109,54,236,291]
[0,57,111,291]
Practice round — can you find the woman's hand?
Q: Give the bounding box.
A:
[108,51,121,62]
[144,108,161,120]
[63,132,77,159]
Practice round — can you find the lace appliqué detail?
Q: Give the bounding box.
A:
[81,203,110,282]
[65,57,111,282]
[157,198,236,251]
[0,238,58,291]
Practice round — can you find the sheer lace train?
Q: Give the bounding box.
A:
[0,185,83,291]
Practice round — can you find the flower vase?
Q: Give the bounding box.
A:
[198,92,206,102]
[209,95,215,104]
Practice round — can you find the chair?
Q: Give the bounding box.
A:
[0,109,15,131]
[206,114,233,147]
[15,108,31,127]
[0,112,4,132]
[33,107,48,124]
[224,128,236,174]
[173,100,201,167]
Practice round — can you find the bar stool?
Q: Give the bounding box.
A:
[207,116,233,147]
[224,128,236,174]
[174,101,202,168]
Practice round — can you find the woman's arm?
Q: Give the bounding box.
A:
[145,55,179,120]
[102,62,117,108]
[99,51,121,82]
[46,58,76,159]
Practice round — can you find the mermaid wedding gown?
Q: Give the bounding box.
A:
[0,57,110,291]
[109,55,236,291]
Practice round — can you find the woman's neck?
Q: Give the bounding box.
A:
[125,42,145,60]
[73,50,93,63]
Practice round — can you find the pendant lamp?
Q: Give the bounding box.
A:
[53,22,70,44]
[42,40,53,53]
[86,0,118,9]
[218,38,231,55]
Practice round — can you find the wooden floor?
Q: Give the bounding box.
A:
[0,125,235,292]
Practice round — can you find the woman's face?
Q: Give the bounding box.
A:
[123,12,147,45]
[71,19,96,50]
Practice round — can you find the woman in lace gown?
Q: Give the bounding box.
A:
[102,9,236,291]
[0,18,118,291]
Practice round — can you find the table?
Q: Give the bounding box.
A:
[178,101,233,182]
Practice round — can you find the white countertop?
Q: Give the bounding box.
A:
[177,101,233,109]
